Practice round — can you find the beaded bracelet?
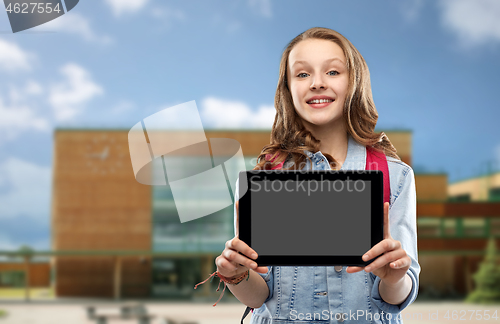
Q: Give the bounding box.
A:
[218,270,250,285]
[194,270,250,306]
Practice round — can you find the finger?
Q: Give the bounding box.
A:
[255,266,270,274]
[215,255,240,274]
[383,202,390,239]
[364,249,407,273]
[224,248,258,270]
[346,266,364,273]
[235,200,239,237]
[389,255,412,270]
[226,237,258,260]
[362,238,401,262]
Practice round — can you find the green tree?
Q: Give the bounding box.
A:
[7,245,34,260]
[466,237,500,304]
[17,245,34,254]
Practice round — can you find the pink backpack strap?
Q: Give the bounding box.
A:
[365,146,391,204]
[265,152,284,170]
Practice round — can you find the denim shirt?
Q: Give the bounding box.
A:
[233,134,420,324]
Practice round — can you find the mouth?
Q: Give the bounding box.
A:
[306,98,335,108]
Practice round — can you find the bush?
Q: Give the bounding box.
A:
[465,237,500,304]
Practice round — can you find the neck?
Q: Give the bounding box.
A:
[303,121,348,170]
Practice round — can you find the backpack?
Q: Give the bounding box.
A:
[240,146,391,324]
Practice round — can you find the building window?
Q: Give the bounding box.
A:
[0,271,25,287]
[417,218,440,237]
[490,218,500,237]
[463,218,486,237]
[448,194,471,202]
[442,218,457,237]
[489,187,500,202]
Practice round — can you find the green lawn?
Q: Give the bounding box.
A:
[0,287,54,299]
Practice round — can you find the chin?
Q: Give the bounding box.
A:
[303,116,343,129]
[304,121,331,128]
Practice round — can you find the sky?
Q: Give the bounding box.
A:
[0,0,499,250]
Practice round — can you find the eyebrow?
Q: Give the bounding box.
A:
[291,57,345,68]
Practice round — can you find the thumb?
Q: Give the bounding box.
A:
[383,202,390,239]
[235,200,239,237]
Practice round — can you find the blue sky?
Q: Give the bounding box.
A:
[0,0,499,250]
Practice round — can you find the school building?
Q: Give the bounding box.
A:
[3,128,498,300]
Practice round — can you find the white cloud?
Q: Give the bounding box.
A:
[0,96,50,142]
[0,38,34,72]
[41,13,112,44]
[105,0,149,17]
[49,63,104,121]
[8,80,44,104]
[438,0,500,48]
[0,158,51,221]
[200,97,275,129]
[0,80,48,143]
[24,80,43,96]
[248,0,272,18]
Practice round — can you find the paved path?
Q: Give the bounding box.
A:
[0,301,499,324]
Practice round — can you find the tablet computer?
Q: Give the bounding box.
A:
[238,170,384,266]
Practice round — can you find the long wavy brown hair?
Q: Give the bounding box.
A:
[254,27,400,171]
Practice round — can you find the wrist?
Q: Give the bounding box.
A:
[379,273,413,306]
[381,272,408,288]
[217,269,250,285]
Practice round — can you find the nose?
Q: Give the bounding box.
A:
[310,74,326,90]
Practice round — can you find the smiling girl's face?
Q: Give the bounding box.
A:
[287,38,349,132]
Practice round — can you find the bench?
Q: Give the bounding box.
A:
[95,314,155,324]
[161,318,198,324]
[85,303,148,322]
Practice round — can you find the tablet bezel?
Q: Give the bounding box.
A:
[238,170,384,266]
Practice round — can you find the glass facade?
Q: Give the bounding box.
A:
[151,156,256,297]
[489,187,500,202]
[448,194,471,202]
[418,217,497,238]
[0,271,25,287]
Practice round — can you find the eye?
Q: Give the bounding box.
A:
[297,72,309,78]
[328,70,339,76]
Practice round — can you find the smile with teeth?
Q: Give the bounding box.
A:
[307,99,334,104]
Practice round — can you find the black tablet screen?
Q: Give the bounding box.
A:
[250,178,371,256]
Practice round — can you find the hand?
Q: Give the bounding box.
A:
[215,200,269,278]
[346,202,411,285]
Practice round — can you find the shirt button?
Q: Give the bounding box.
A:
[334,265,342,272]
[338,313,346,322]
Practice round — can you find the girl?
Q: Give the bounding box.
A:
[206,27,420,323]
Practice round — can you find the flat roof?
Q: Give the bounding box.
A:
[54,127,413,132]
[449,170,500,185]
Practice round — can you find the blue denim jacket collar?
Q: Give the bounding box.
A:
[302,134,366,171]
